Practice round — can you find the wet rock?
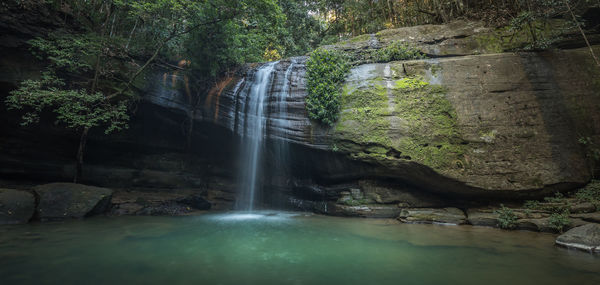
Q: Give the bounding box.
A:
[332,204,401,218]
[569,202,598,214]
[556,224,600,253]
[337,191,353,204]
[34,183,113,220]
[466,208,499,227]
[398,208,466,225]
[349,188,364,199]
[571,212,600,223]
[0,189,35,224]
[359,180,445,207]
[110,202,144,216]
[176,194,211,210]
[137,202,192,216]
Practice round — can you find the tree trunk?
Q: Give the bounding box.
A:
[74,127,90,183]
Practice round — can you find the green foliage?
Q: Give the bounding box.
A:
[28,34,99,72]
[392,77,464,170]
[548,210,571,233]
[578,136,600,175]
[343,198,369,206]
[6,73,129,134]
[495,204,518,229]
[524,200,541,210]
[575,180,600,209]
[305,48,350,125]
[544,192,565,203]
[372,41,426,62]
[5,27,133,134]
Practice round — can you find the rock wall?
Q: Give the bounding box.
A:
[202,48,600,200]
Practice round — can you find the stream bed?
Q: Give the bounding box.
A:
[1,211,598,285]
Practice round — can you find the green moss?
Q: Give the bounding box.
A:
[347,34,370,43]
[372,41,426,62]
[335,82,391,147]
[343,198,370,206]
[474,19,569,52]
[429,63,441,76]
[391,76,465,170]
[395,77,429,89]
[333,73,464,170]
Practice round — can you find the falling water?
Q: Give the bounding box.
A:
[237,61,278,211]
[272,60,295,173]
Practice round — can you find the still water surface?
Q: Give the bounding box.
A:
[1,212,598,285]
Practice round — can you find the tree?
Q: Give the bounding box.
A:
[5,0,237,182]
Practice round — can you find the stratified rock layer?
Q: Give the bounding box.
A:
[398,207,467,225]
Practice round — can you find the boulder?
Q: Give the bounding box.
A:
[556,224,600,253]
[34,183,113,220]
[0,188,35,224]
[399,207,466,225]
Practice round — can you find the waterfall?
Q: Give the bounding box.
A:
[237,61,278,211]
[272,60,295,177]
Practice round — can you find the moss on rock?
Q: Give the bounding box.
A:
[392,77,465,170]
[335,82,391,148]
[334,70,465,171]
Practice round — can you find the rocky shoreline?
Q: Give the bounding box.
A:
[2,181,599,254]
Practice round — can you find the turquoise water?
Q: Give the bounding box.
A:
[1,212,598,285]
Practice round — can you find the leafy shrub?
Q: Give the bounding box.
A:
[523,200,541,210]
[372,41,425,62]
[543,192,565,203]
[575,180,600,209]
[548,210,571,233]
[305,48,350,125]
[343,199,369,206]
[495,204,517,229]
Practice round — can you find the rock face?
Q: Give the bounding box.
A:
[398,208,467,225]
[0,188,35,224]
[34,183,113,220]
[198,23,600,199]
[556,224,600,253]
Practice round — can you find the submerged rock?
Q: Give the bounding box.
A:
[34,183,113,221]
[556,224,600,253]
[0,188,35,224]
[399,207,466,225]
